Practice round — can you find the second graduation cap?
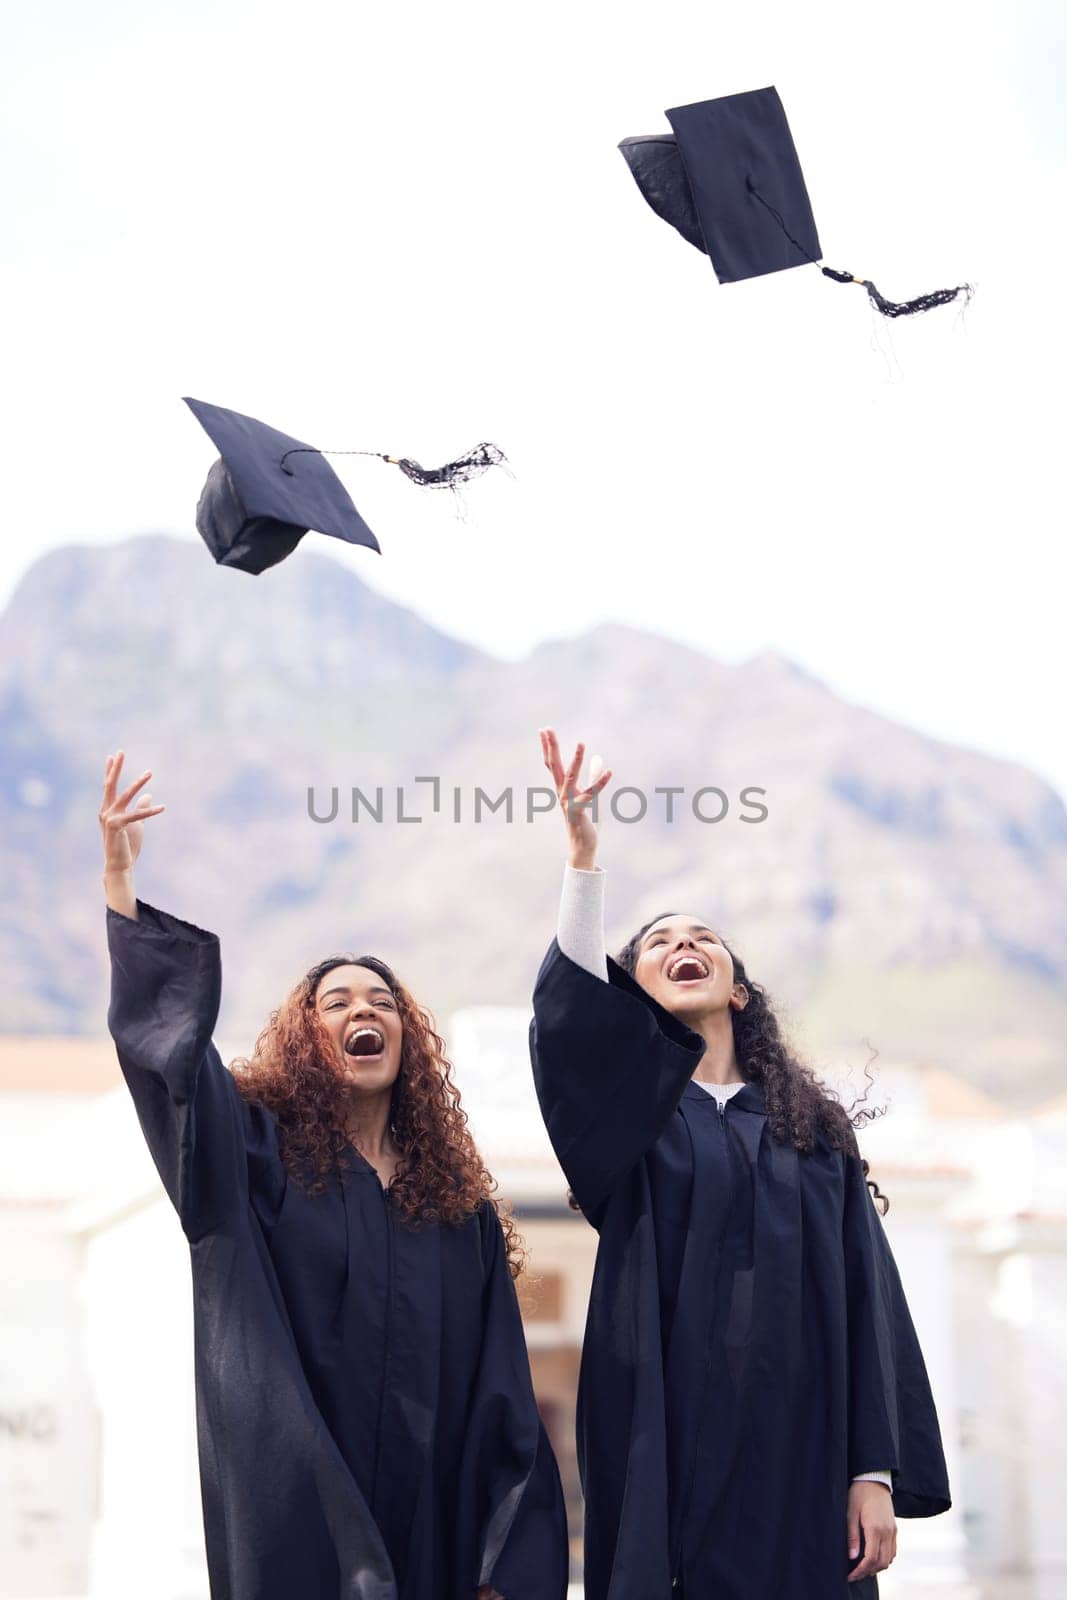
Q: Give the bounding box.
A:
[619,86,972,317]
[184,397,506,575]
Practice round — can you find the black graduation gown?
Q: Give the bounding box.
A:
[528,939,950,1600]
[106,901,568,1600]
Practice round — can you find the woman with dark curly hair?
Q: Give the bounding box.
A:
[529,729,950,1600]
[99,750,567,1600]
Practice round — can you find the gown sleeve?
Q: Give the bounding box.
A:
[529,936,706,1223]
[842,1148,952,1517]
[106,899,283,1242]
[458,1202,568,1600]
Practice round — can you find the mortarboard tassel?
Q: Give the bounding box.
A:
[746,179,973,318]
[389,442,508,486]
[278,441,508,485]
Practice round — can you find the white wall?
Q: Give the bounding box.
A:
[82,1196,207,1600]
[0,1216,94,1599]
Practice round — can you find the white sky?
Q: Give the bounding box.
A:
[3,0,1065,795]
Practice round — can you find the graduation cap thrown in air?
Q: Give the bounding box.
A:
[618,87,973,318]
[184,397,507,575]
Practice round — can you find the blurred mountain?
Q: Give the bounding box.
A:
[2,535,1064,1107]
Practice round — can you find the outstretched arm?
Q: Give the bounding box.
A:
[531,730,705,1222]
[99,749,275,1238]
[540,726,611,980]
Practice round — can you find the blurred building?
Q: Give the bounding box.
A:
[1,1022,1065,1600]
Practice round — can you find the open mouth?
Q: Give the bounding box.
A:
[666,954,710,984]
[344,1026,386,1059]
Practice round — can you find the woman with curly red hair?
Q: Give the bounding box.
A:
[529,729,950,1600]
[99,750,567,1600]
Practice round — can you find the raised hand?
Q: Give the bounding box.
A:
[539,726,612,870]
[99,751,166,909]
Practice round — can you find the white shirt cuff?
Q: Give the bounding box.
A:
[557,862,608,981]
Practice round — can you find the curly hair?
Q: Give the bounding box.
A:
[231,953,526,1276]
[616,914,890,1214]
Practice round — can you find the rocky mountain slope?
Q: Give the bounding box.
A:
[2,536,1063,1106]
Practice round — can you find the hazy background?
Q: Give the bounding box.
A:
[2,2,1065,1597]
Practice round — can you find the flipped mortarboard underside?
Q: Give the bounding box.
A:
[614,134,707,256]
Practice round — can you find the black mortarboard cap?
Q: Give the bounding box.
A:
[184,397,381,575]
[619,86,972,317]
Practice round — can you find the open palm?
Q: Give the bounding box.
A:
[539,726,612,862]
[99,750,165,873]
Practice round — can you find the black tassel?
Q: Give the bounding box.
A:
[821,265,973,318]
[746,180,973,319]
[387,443,508,487]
